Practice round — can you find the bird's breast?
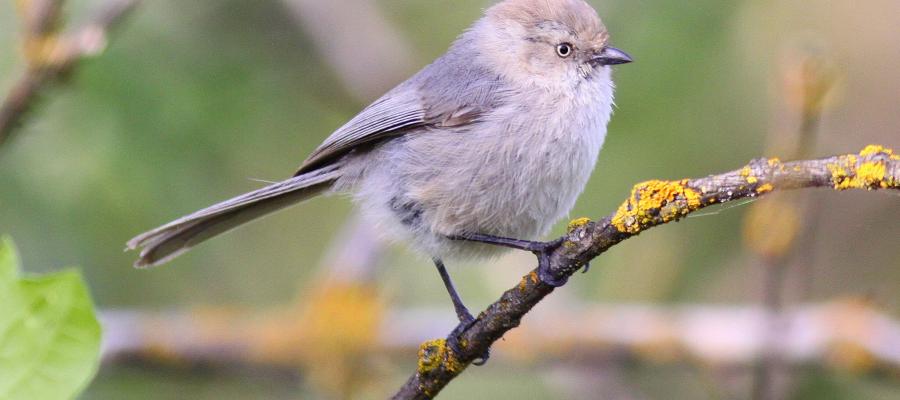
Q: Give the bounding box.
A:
[407,82,613,240]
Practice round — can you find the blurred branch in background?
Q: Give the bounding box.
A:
[393,146,899,399]
[288,216,387,398]
[745,46,840,400]
[105,215,389,399]
[279,0,415,101]
[0,0,139,148]
[100,299,900,372]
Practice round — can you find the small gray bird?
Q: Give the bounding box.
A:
[128,0,631,342]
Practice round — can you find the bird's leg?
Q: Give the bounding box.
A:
[450,234,569,286]
[434,258,475,324]
[433,258,489,365]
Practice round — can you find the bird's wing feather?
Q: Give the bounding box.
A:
[296,86,428,174]
[295,44,506,176]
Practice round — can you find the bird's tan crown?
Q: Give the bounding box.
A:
[487,0,608,43]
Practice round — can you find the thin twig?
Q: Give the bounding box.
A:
[392,145,899,399]
[0,0,140,148]
[17,0,64,41]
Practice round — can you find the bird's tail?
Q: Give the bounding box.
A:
[127,164,341,268]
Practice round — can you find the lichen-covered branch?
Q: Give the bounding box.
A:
[0,0,140,148]
[392,145,899,400]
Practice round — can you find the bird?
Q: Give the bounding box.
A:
[127,0,631,354]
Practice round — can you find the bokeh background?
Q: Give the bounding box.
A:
[1,0,898,399]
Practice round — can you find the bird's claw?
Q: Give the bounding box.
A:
[447,314,490,366]
[533,239,568,287]
[449,234,570,287]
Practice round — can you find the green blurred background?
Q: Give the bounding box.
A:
[1,0,898,399]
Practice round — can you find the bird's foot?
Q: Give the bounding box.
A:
[450,234,569,287]
[447,312,490,366]
[533,239,568,287]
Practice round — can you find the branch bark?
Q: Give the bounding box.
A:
[392,145,900,400]
[0,0,140,148]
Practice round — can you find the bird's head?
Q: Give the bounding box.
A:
[475,0,632,90]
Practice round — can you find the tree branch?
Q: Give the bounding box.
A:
[0,0,140,148]
[100,300,900,371]
[392,145,900,400]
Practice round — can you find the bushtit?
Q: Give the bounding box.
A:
[128,0,631,340]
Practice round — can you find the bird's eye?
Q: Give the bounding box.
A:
[556,43,573,58]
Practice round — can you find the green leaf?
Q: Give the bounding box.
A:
[0,236,102,400]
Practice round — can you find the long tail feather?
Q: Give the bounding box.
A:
[127,165,341,267]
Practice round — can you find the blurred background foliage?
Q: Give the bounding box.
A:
[0,0,898,399]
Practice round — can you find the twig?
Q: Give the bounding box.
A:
[0,0,140,148]
[392,145,900,399]
[16,0,64,42]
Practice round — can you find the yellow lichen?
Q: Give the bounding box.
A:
[417,339,463,375]
[564,218,591,248]
[856,161,888,188]
[768,158,781,167]
[829,146,897,190]
[567,217,592,232]
[828,155,855,190]
[417,340,444,373]
[683,185,703,207]
[859,144,891,157]
[444,352,463,373]
[740,166,759,184]
[859,144,899,161]
[528,271,539,285]
[757,183,774,194]
[611,180,703,234]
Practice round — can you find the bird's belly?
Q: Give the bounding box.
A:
[404,121,604,242]
[459,138,596,237]
[350,99,610,260]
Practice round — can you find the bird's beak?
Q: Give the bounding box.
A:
[592,47,633,66]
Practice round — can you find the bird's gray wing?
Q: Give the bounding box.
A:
[296,86,429,174]
[296,47,504,176]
